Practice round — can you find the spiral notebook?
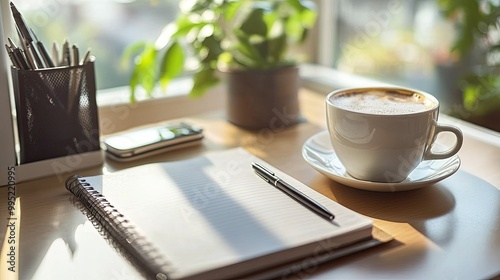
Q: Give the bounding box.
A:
[66,148,389,280]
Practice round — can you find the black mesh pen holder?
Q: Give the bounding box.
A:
[12,61,100,164]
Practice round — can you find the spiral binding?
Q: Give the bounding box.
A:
[66,175,171,280]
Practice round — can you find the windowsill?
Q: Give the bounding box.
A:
[97,64,395,134]
[97,64,500,139]
[96,76,195,107]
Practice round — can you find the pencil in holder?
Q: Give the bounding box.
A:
[12,61,100,164]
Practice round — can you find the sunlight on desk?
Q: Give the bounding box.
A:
[31,221,141,280]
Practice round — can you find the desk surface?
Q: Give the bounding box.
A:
[1,88,500,279]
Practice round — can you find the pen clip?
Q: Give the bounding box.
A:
[252,162,280,186]
[254,171,270,183]
[252,162,275,176]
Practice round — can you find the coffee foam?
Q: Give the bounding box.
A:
[331,90,433,115]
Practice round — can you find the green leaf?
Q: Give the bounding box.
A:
[228,54,249,68]
[181,0,211,14]
[284,5,316,43]
[285,13,304,42]
[189,68,219,97]
[159,41,185,90]
[286,0,307,12]
[223,1,243,21]
[458,2,481,55]
[172,17,205,38]
[463,75,500,115]
[263,11,278,36]
[234,30,265,66]
[231,51,259,68]
[437,0,459,17]
[251,36,269,62]
[129,70,139,103]
[300,8,317,29]
[129,43,158,102]
[200,34,223,63]
[121,41,147,70]
[267,33,287,63]
[239,8,267,36]
[438,0,484,57]
[463,85,480,110]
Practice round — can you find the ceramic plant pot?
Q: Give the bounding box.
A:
[224,66,301,130]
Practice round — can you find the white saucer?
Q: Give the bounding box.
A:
[302,131,461,192]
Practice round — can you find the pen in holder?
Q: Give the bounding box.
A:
[12,61,100,164]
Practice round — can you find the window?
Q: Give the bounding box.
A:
[4,1,499,131]
[322,0,464,112]
[1,0,180,91]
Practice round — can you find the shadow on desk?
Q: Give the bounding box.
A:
[312,168,500,278]
[326,178,456,222]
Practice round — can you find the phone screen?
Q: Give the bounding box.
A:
[105,124,200,151]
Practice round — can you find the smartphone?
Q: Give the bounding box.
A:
[104,122,203,162]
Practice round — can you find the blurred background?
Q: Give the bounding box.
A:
[2,0,498,130]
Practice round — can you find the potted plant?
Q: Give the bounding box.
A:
[124,0,317,129]
[437,0,500,132]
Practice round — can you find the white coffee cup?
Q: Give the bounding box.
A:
[326,87,463,183]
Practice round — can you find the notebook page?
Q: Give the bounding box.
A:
[85,148,372,279]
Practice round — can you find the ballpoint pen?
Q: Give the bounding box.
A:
[71,44,79,67]
[61,38,71,66]
[26,31,44,68]
[18,36,36,69]
[252,162,335,221]
[10,2,32,43]
[80,48,91,65]
[52,41,60,66]
[11,3,43,68]
[8,37,30,70]
[33,30,55,68]
[67,44,81,113]
[6,39,25,69]
[4,44,20,69]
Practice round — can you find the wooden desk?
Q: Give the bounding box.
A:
[1,88,499,279]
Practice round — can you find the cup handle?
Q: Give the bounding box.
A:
[423,122,463,160]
